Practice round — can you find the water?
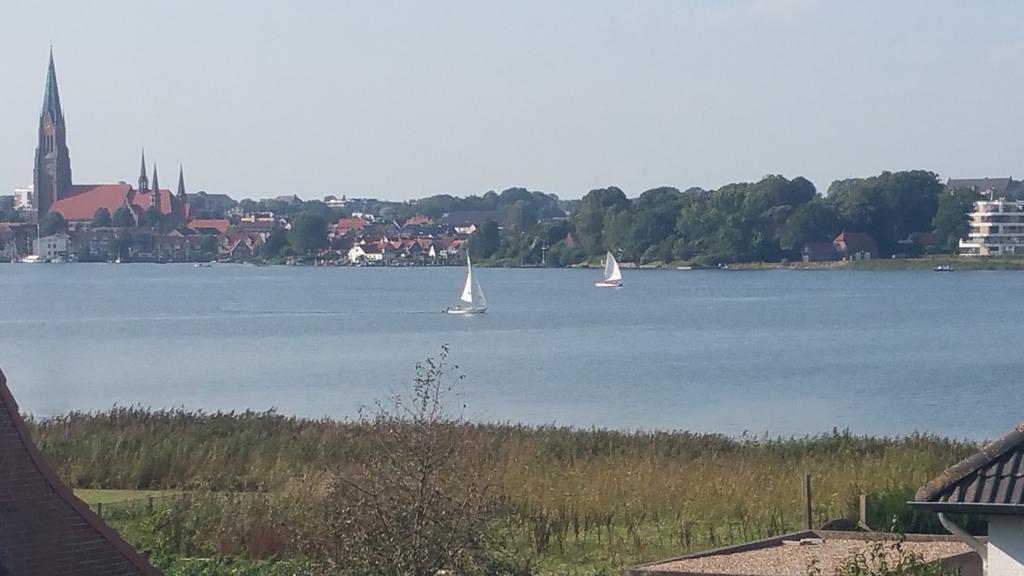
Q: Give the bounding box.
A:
[0,263,1018,439]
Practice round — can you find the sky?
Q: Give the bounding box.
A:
[2,1,1024,202]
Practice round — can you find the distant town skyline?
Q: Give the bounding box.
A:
[3,1,1024,201]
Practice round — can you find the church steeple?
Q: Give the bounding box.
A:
[138,149,149,191]
[176,165,186,204]
[33,47,73,221]
[41,47,63,124]
[151,164,161,212]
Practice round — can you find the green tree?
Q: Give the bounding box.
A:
[572,187,630,255]
[468,221,500,260]
[112,206,136,228]
[39,211,68,236]
[260,228,288,258]
[286,214,329,256]
[91,207,112,228]
[932,187,980,252]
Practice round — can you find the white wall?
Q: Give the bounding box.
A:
[988,516,1024,576]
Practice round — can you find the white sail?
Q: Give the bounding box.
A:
[460,256,475,303]
[604,251,622,282]
[474,275,487,306]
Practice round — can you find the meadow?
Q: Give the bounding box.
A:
[29,408,980,575]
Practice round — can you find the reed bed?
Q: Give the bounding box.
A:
[28,409,979,574]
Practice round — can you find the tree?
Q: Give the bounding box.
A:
[260,228,288,258]
[144,206,164,231]
[313,347,499,576]
[468,221,500,260]
[91,208,112,228]
[572,187,630,255]
[933,187,980,251]
[39,211,67,236]
[112,206,136,228]
[287,214,328,256]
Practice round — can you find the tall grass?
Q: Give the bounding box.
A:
[28,409,978,573]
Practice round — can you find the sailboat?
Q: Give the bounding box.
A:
[595,251,623,287]
[445,255,487,314]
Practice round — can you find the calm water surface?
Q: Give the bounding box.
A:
[0,264,1017,439]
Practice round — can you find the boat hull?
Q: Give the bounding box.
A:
[445,306,487,315]
[594,280,622,288]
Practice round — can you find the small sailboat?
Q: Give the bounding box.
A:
[445,255,487,314]
[595,251,623,287]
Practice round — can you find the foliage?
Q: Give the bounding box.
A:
[112,206,136,228]
[309,346,501,576]
[286,214,328,255]
[91,207,112,228]
[932,187,980,252]
[811,537,957,576]
[39,211,68,236]
[469,221,502,260]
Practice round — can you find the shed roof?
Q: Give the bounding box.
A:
[0,368,162,575]
[911,423,1024,515]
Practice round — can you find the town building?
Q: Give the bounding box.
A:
[910,422,1024,576]
[0,368,163,575]
[34,232,71,260]
[958,198,1024,256]
[31,50,189,227]
[13,185,33,210]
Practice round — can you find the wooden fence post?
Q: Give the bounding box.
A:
[147,495,154,514]
[97,502,103,520]
[859,494,867,527]
[802,473,812,530]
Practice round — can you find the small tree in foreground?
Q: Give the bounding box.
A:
[314,346,500,576]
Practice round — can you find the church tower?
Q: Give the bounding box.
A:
[33,48,73,222]
[138,150,149,191]
[176,165,187,208]
[151,165,161,213]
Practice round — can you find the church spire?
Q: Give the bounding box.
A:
[176,165,186,202]
[151,164,161,212]
[41,46,63,123]
[138,149,149,191]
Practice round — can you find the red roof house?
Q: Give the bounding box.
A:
[833,232,879,260]
[0,369,163,575]
[49,184,186,224]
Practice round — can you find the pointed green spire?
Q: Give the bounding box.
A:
[41,46,63,122]
[177,165,186,199]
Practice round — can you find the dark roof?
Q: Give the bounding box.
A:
[0,368,163,575]
[945,177,1024,200]
[41,49,63,122]
[911,423,1024,515]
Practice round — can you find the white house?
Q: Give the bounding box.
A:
[34,233,71,260]
[911,423,1024,576]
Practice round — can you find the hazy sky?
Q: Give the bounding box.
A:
[2,1,1024,201]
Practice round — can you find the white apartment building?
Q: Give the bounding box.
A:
[13,185,33,211]
[959,199,1024,256]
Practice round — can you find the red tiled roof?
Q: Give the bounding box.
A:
[50,185,182,223]
[0,369,163,575]
[132,189,177,216]
[405,215,433,226]
[188,219,230,234]
[50,184,132,221]
[334,217,368,234]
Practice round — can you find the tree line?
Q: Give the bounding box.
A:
[473,170,979,266]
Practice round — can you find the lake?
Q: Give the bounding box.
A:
[0,263,1018,439]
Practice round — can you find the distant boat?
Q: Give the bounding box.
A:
[194,262,214,268]
[934,265,954,272]
[20,255,44,264]
[595,251,623,287]
[445,255,487,314]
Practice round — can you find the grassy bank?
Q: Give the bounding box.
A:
[31,409,978,575]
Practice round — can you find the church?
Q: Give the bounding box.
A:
[34,50,190,226]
